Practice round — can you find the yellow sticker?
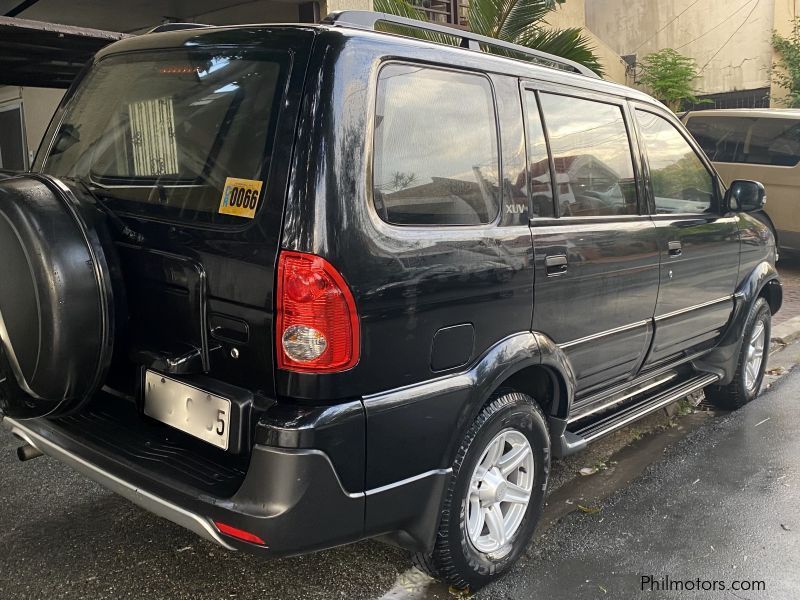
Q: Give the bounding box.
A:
[218,177,263,218]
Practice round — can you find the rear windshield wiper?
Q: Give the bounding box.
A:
[70,176,145,244]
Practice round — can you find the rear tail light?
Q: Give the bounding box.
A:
[276,250,360,373]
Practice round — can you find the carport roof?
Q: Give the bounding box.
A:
[0,16,128,88]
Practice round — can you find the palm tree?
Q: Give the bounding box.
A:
[374,0,603,76]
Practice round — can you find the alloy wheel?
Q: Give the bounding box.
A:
[465,428,534,555]
[744,320,766,393]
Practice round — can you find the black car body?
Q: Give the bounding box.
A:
[0,11,781,589]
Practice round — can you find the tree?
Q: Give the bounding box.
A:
[772,18,800,108]
[374,0,603,76]
[638,48,705,112]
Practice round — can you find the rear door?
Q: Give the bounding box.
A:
[38,29,316,405]
[633,107,740,367]
[524,85,660,396]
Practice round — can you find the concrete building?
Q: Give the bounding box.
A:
[544,0,627,85]
[587,0,800,108]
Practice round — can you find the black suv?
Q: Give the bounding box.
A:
[0,11,781,590]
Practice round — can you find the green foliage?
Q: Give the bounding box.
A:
[374,0,603,76]
[772,18,800,108]
[638,48,705,112]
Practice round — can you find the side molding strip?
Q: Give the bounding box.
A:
[560,319,650,350]
[655,295,734,321]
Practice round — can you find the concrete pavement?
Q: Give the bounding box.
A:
[775,256,800,326]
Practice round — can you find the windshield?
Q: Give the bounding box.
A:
[43,49,288,224]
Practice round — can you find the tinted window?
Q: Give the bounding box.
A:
[524,92,554,218]
[637,110,715,214]
[539,94,638,217]
[373,65,500,225]
[686,115,800,167]
[43,50,287,224]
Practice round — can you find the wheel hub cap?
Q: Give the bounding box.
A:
[465,429,534,556]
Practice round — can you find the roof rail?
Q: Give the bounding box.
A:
[147,22,211,34]
[322,10,599,79]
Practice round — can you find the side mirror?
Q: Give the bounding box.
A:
[725,180,766,213]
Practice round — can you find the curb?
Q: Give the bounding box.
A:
[770,315,800,353]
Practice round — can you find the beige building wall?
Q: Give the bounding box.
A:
[190,0,373,25]
[21,87,65,161]
[587,0,776,96]
[546,0,627,84]
[770,0,800,105]
[323,0,373,15]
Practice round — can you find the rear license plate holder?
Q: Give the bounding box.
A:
[144,370,231,450]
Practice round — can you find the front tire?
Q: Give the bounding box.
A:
[706,297,771,409]
[413,392,550,590]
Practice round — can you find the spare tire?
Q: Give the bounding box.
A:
[0,174,117,419]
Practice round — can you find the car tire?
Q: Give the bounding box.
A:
[412,391,550,591]
[705,297,771,410]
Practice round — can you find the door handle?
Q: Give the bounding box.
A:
[668,241,682,257]
[545,254,568,276]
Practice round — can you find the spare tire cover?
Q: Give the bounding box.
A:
[0,174,116,419]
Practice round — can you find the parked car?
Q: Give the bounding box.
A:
[683,108,800,254]
[0,11,781,590]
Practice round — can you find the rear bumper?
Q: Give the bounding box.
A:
[2,414,366,555]
[4,416,236,549]
[2,408,449,556]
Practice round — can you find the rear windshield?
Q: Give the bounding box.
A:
[42,49,288,225]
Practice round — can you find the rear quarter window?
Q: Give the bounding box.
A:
[372,64,500,226]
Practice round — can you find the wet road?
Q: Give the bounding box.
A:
[0,429,413,600]
[1,368,797,599]
[483,367,800,599]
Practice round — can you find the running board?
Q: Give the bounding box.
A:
[570,373,719,446]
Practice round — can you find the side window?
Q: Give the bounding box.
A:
[743,118,800,167]
[372,65,500,226]
[686,116,800,167]
[636,110,715,214]
[539,93,638,217]
[523,91,554,218]
[685,116,753,163]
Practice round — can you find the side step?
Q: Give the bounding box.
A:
[571,372,719,445]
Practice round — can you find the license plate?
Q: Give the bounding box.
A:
[144,371,231,450]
